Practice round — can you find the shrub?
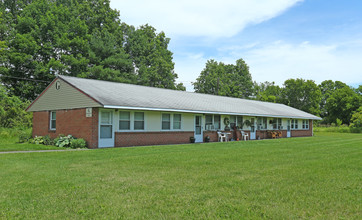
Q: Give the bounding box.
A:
[55,135,74,148]
[31,135,52,145]
[18,130,32,143]
[0,85,32,128]
[70,138,87,148]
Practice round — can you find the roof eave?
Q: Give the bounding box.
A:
[103,105,321,120]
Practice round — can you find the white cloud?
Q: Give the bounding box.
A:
[111,0,303,38]
[224,41,362,86]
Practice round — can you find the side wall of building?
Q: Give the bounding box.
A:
[32,108,98,148]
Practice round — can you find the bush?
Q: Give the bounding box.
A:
[18,130,32,143]
[70,138,87,148]
[54,135,74,148]
[31,135,53,145]
[0,85,32,128]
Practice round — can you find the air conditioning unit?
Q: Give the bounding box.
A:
[206,125,214,130]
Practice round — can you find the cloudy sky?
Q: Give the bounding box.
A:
[110,0,362,91]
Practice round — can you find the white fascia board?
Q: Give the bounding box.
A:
[103,105,321,120]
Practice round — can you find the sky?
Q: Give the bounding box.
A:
[110,0,362,91]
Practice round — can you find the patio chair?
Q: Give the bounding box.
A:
[240,131,249,141]
[271,132,277,139]
[217,132,226,142]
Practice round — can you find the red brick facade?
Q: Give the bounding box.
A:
[32,108,98,148]
[115,131,194,147]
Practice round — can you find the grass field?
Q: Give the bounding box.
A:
[0,132,361,219]
[0,128,61,152]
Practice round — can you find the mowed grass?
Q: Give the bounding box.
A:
[0,132,361,219]
[0,136,62,152]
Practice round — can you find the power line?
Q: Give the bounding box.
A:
[0,75,51,83]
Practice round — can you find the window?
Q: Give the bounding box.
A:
[230,115,236,129]
[272,118,277,129]
[257,117,268,130]
[302,120,309,129]
[134,112,144,130]
[237,116,243,128]
[205,115,213,127]
[278,118,282,129]
[119,111,130,130]
[162,114,171,130]
[291,119,298,129]
[263,117,267,129]
[50,111,56,130]
[257,117,262,130]
[205,115,221,130]
[214,115,221,130]
[173,114,181,129]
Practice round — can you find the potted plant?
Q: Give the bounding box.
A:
[204,135,210,142]
[190,136,195,143]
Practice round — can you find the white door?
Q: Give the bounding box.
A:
[194,115,203,143]
[250,117,256,140]
[99,110,114,148]
[287,119,291,138]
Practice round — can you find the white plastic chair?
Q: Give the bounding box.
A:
[217,132,226,142]
[241,131,249,141]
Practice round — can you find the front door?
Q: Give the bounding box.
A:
[194,115,203,143]
[287,119,291,138]
[250,117,256,140]
[99,110,114,148]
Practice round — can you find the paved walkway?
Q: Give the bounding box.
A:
[0,149,89,154]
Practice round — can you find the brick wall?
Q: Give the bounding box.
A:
[32,108,98,148]
[115,131,194,147]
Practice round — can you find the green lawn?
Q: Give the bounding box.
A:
[0,136,62,152]
[0,132,361,219]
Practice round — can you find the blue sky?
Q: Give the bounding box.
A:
[111,0,362,91]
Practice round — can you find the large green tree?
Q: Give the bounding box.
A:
[281,78,321,116]
[0,0,183,100]
[254,81,282,103]
[318,80,348,120]
[325,86,361,124]
[193,59,253,98]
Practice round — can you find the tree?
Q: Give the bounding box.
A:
[254,81,282,103]
[0,85,32,128]
[0,0,184,100]
[193,58,253,98]
[325,86,361,124]
[281,78,321,116]
[349,107,362,129]
[125,24,183,90]
[318,80,348,120]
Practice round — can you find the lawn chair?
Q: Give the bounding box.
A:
[217,132,226,142]
[240,131,249,141]
[271,132,277,139]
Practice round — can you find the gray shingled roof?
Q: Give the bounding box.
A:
[59,75,321,120]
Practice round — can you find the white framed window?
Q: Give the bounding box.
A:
[161,113,182,130]
[119,111,130,130]
[257,117,268,130]
[173,114,181,130]
[302,120,309,129]
[291,119,298,129]
[50,111,56,130]
[134,112,144,130]
[205,114,222,130]
[162,113,171,130]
